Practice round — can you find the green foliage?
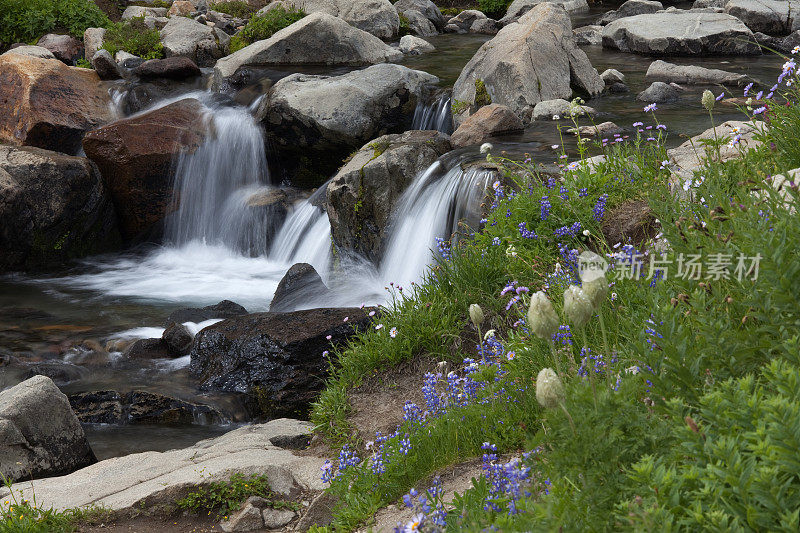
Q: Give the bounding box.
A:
[398,13,412,37]
[451,99,468,115]
[477,0,509,19]
[620,358,800,531]
[0,0,109,50]
[176,474,298,519]
[474,78,491,107]
[101,16,164,60]
[75,57,92,68]
[229,7,305,53]
[210,0,255,18]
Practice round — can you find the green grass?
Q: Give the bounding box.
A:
[209,0,255,18]
[228,6,305,53]
[176,474,299,520]
[100,16,164,60]
[0,0,109,50]
[309,58,800,531]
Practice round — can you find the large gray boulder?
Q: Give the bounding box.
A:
[276,0,400,38]
[596,0,662,25]
[159,16,228,67]
[0,419,322,512]
[453,3,603,126]
[258,63,438,186]
[213,13,402,84]
[327,130,452,262]
[401,10,438,36]
[394,0,446,30]
[0,376,96,482]
[602,11,761,55]
[725,0,800,35]
[0,145,120,271]
[499,0,589,25]
[645,59,751,86]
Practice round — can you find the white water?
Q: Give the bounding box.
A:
[39,95,492,312]
[411,92,453,134]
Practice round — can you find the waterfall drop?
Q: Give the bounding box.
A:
[411,92,454,134]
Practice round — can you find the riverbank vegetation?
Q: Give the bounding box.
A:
[0,0,108,50]
[310,55,800,531]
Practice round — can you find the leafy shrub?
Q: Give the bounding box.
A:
[75,57,92,68]
[176,474,298,519]
[210,0,254,18]
[101,16,164,60]
[477,0,510,19]
[0,0,109,50]
[229,6,305,53]
[398,13,413,37]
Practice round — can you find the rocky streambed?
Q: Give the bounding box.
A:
[0,0,793,520]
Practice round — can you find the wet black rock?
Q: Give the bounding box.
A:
[164,300,248,327]
[133,57,202,80]
[269,263,330,312]
[162,322,194,355]
[189,308,372,417]
[123,338,173,359]
[22,361,87,385]
[69,390,227,425]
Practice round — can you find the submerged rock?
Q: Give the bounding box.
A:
[68,390,227,425]
[0,376,96,482]
[269,263,330,312]
[190,308,372,417]
[0,145,120,271]
[0,54,113,154]
[162,322,194,355]
[259,64,438,186]
[602,11,761,56]
[164,299,249,326]
[452,3,603,126]
[82,98,209,241]
[327,130,452,262]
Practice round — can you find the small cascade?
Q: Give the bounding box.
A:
[166,102,272,255]
[411,92,454,134]
[379,160,494,286]
[270,201,332,275]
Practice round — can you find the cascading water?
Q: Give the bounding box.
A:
[379,161,494,286]
[411,92,454,134]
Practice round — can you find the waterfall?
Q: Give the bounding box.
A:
[411,92,454,134]
[270,201,332,276]
[166,103,272,255]
[379,161,494,286]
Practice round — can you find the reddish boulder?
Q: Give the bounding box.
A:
[450,103,523,148]
[82,99,210,241]
[0,54,113,154]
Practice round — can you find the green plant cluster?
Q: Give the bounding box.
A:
[101,16,164,60]
[0,0,109,50]
[477,0,510,19]
[310,59,800,532]
[176,474,298,519]
[229,6,305,53]
[210,0,255,18]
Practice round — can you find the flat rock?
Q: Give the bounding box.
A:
[645,59,751,86]
[213,13,402,83]
[133,57,202,79]
[602,11,761,55]
[0,376,96,482]
[0,145,120,271]
[0,54,113,154]
[451,103,523,148]
[531,98,596,120]
[68,390,227,425]
[667,120,759,180]
[567,121,623,137]
[0,420,322,512]
[326,130,452,262]
[2,45,57,60]
[82,98,209,241]
[190,308,372,417]
[453,3,603,126]
[725,0,800,35]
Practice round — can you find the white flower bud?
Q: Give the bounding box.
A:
[469,303,484,327]
[564,285,593,328]
[701,89,715,112]
[527,291,559,340]
[578,251,609,309]
[480,143,493,154]
[536,368,565,409]
[582,278,609,310]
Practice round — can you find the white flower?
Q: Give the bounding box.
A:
[389,327,398,338]
[536,368,565,409]
[480,142,493,154]
[527,291,559,340]
[582,229,591,237]
[484,329,496,340]
[552,114,560,120]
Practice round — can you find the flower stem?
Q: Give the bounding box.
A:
[598,310,612,387]
[559,402,576,436]
[581,328,598,410]
[549,340,562,376]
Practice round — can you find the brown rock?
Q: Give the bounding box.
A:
[36,34,84,64]
[168,0,196,16]
[133,57,202,80]
[450,103,523,148]
[82,98,210,241]
[0,54,113,154]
